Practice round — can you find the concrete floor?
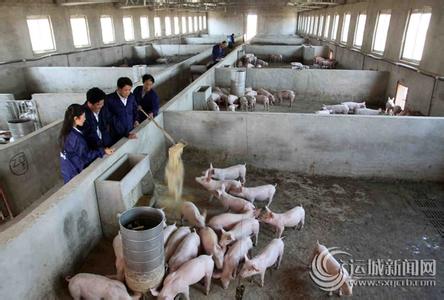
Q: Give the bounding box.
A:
[68,147,444,300]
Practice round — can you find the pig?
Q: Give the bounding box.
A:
[385,97,395,115]
[163,223,177,245]
[213,87,223,95]
[228,104,238,112]
[227,95,239,105]
[165,226,191,261]
[246,95,256,111]
[208,210,256,231]
[342,101,366,113]
[246,90,258,97]
[245,87,253,93]
[219,94,228,106]
[206,163,246,184]
[207,100,220,111]
[315,110,332,115]
[195,170,242,197]
[168,230,201,272]
[181,201,206,228]
[399,108,424,116]
[355,108,384,115]
[309,241,353,296]
[246,63,255,68]
[219,218,260,247]
[213,237,253,289]
[256,94,270,111]
[239,96,249,111]
[269,54,283,63]
[255,59,269,67]
[210,93,221,102]
[259,205,305,238]
[112,232,125,282]
[275,90,295,107]
[66,273,141,300]
[230,184,277,206]
[215,184,256,213]
[151,255,214,300]
[322,104,349,114]
[257,88,276,104]
[221,87,230,95]
[239,238,285,287]
[199,226,225,269]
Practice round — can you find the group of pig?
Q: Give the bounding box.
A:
[208,86,296,112]
[236,54,269,68]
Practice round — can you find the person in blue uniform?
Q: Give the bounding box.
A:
[106,77,138,144]
[228,33,235,49]
[212,41,227,63]
[82,87,112,149]
[133,74,160,123]
[59,104,113,184]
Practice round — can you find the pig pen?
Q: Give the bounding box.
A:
[68,111,444,299]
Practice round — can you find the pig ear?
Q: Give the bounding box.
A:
[210,163,213,169]
[150,288,159,296]
[221,228,226,234]
[265,206,271,213]
[251,264,260,272]
[244,254,250,262]
[202,209,207,220]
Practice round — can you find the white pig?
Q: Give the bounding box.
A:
[168,231,201,272]
[227,95,238,105]
[255,59,269,67]
[309,241,353,296]
[355,108,384,115]
[199,226,225,269]
[213,237,253,289]
[260,205,305,237]
[210,93,221,102]
[208,210,256,231]
[239,96,249,111]
[195,171,242,198]
[151,255,214,300]
[66,273,141,300]
[315,110,332,115]
[230,184,277,206]
[239,238,285,287]
[163,223,177,245]
[219,218,260,247]
[276,90,295,107]
[245,87,253,93]
[215,184,256,212]
[228,104,238,112]
[341,101,366,112]
[165,226,191,261]
[207,100,220,111]
[246,95,256,111]
[246,90,258,97]
[112,232,125,282]
[181,201,206,228]
[257,88,276,104]
[206,163,246,184]
[256,95,270,111]
[322,104,349,114]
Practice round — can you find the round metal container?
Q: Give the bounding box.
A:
[7,119,35,139]
[119,207,165,292]
[230,69,246,97]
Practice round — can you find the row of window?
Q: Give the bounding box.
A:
[298,7,431,63]
[26,14,207,54]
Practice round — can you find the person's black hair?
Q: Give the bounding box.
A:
[59,104,85,150]
[117,77,133,89]
[222,41,227,44]
[142,74,155,84]
[86,87,106,104]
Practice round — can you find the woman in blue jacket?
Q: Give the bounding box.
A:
[59,104,113,184]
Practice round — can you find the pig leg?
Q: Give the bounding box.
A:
[116,258,125,282]
[277,253,283,269]
[205,272,212,295]
[183,287,191,300]
[277,227,284,239]
[254,230,259,246]
[267,196,273,207]
[260,271,266,287]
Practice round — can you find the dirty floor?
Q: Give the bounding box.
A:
[71,148,444,300]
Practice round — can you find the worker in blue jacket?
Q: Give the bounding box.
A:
[106,77,139,144]
[59,104,114,184]
[133,74,160,122]
[82,87,112,149]
[209,41,227,68]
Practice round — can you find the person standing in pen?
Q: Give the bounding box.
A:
[106,77,139,144]
[59,104,114,184]
[82,87,112,149]
[133,74,160,123]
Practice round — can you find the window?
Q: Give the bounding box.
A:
[318,15,324,36]
[372,11,391,53]
[401,8,432,62]
[181,16,187,34]
[26,16,56,53]
[100,16,115,44]
[246,14,257,41]
[314,16,319,36]
[140,16,150,39]
[203,15,207,29]
[354,13,366,48]
[188,16,193,32]
[174,17,180,35]
[324,15,330,38]
[69,16,90,48]
[122,16,134,41]
[331,14,339,40]
[154,17,162,37]
[309,16,313,34]
[165,16,171,36]
[341,13,351,43]
[194,16,198,32]
[395,82,408,110]
[199,16,202,30]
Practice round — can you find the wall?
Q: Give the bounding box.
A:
[33,93,85,126]
[298,0,444,115]
[164,111,444,181]
[244,45,329,61]
[215,68,389,105]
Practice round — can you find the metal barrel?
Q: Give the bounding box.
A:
[119,207,165,293]
[7,119,35,139]
[230,69,246,97]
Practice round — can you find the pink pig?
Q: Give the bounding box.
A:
[275,90,295,107]
[213,237,253,289]
[151,255,214,300]
[208,210,256,231]
[239,238,285,287]
[180,201,206,228]
[230,184,277,206]
[112,232,125,282]
[260,205,305,237]
[195,171,242,201]
[198,226,225,269]
[165,226,191,261]
[168,231,201,272]
[219,218,260,247]
[215,184,256,213]
[163,223,177,245]
[205,163,246,184]
[66,273,141,300]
